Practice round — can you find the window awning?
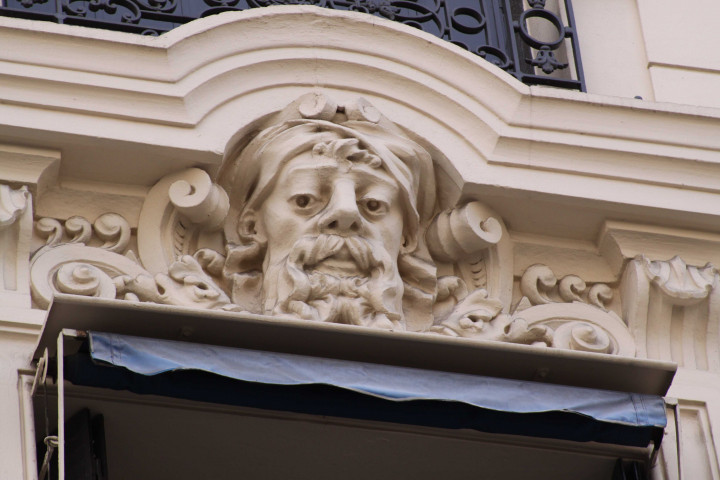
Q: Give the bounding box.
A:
[63,331,667,448]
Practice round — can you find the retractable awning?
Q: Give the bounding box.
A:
[63,331,667,448]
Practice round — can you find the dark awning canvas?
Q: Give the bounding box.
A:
[63,331,667,447]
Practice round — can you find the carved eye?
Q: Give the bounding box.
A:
[294,195,312,208]
[361,198,388,216]
[366,199,381,212]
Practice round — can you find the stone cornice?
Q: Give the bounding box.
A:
[1,8,719,238]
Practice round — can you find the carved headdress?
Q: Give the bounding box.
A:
[220,93,437,254]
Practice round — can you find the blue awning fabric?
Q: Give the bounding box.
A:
[63,332,667,447]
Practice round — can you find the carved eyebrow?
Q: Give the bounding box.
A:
[279,168,325,192]
[351,166,399,191]
[285,161,398,191]
[285,164,337,176]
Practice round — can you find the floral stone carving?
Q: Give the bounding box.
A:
[29,93,634,356]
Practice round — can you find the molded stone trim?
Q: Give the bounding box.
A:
[0,9,719,241]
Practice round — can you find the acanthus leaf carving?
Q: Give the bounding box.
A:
[35,217,64,247]
[56,262,117,299]
[621,255,720,368]
[426,201,503,263]
[30,242,146,309]
[431,286,553,346]
[116,254,233,309]
[641,255,717,304]
[588,283,613,310]
[0,184,29,227]
[520,264,557,305]
[558,275,586,303]
[65,216,92,244]
[94,212,131,253]
[30,213,147,309]
[552,321,611,354]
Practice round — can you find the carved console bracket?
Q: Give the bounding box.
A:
[138,168,228,275]
[427,201,513,311]
[622,255,720,370]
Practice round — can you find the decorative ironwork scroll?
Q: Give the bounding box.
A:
[0,0,584,90]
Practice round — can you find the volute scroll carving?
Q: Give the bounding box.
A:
[137,168,228,275]
[30,213,147,309]
[30,93,633,356]
[512,264,636,356]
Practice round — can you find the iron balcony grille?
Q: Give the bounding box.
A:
[0,0,585,91]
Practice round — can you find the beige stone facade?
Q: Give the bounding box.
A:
[1,3,720,479]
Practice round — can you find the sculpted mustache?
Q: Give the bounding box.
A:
[288,235,380,272]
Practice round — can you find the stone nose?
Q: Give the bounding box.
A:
[318,182,361,234]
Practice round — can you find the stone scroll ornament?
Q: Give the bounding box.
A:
[29,93,631,355]
[504,265,636,356]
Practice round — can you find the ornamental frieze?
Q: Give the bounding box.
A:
[27,93,644,355]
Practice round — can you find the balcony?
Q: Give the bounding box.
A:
[0,0,584,90]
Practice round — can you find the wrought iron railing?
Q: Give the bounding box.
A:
[0,0,585,91]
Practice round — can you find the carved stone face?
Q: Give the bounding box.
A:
[253,147,406,328]
[257,150,404,272]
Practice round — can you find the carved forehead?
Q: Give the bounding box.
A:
[275,151,402,193]
[222,118,435,247]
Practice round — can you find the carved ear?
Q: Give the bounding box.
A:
[238,210,266,243]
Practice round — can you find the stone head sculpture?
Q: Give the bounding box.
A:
[219,94,438,329]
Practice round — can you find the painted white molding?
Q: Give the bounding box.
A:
[17,373,38,480]
[0,144,59,198]
[1,10,720,243]
[600,221,720,277]
[657,399,720,480]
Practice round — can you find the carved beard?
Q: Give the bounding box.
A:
[261,234,405,330]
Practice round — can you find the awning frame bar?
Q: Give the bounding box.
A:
[57,329,65,480]
[55,328,87,480]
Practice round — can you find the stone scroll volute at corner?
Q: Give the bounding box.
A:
[21,92,681,359]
